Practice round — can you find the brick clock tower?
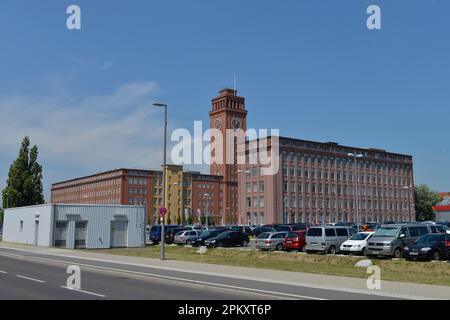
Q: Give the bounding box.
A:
[210,88,248,224]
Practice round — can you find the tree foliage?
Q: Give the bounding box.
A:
[414,184,442,221]
[2,137,44,208]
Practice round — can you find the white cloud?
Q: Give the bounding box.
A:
[0,81,170,200]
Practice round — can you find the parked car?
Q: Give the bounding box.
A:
[366,223,432,258]
[193,229,226,246]
[291,223,312,230]
[430,224,450,234]
[165,227,190,244]
[255,231,288,251]
[305,226,356,254]
[149,225,180,244]
[284,230,307,252]
[436,221,450,228]
[228,225,253,236]
[204,231,250,248]
[404,233,450,261]
[174,230,201,245]
[252,225,277,237]
[340,232,374,255]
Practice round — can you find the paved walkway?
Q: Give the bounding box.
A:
[1,242,449,299]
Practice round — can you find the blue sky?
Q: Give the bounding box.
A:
[0,0,449,201]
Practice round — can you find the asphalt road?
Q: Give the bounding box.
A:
[0,247,398,300]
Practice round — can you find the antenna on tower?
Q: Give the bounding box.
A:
[233,73,236,95]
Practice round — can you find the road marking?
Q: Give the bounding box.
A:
[60,286,106,298]
[0,248,438,300]
[16,275,46,283]
[1,252,324,300]
[0,270,7,274]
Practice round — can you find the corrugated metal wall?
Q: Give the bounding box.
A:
[53,204,146,249]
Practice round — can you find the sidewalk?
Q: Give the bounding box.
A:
[1,242,449,300]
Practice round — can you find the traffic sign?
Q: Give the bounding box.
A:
[159,207,167,217]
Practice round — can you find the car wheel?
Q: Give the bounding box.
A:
[276,243,283,251]
[328,246,337,255]
[361,247,366,256]
[432,251,441,261]
[393,247,402,259]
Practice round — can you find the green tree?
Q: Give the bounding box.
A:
[200,214,206,225]
[187,214,194,225]
[166,213,172,225]
[2,137,44,208]
[176,214,181,225]
[208,216,215,226]
[0,208,3,225]
[414,184,442,221]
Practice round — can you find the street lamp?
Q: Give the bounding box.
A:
[348,153,364,232]
[154,102,168,261]
[403,185,414,222]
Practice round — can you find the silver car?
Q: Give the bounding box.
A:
[174,230,201,245]
[256,232,288,251]
[305,226,356,254]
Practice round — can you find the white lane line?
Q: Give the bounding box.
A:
[60,286,106,298]
[0,270,7,274]
[16,275,46,283]
[0,251,319,300]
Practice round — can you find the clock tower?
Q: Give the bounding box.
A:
[210,88,248,223]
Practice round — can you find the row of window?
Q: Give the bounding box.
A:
[282,196,413,211]
[128,178,148,186]
[282,183,412,198]
[280,149,411,166]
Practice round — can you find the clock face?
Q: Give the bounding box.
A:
[214,118,223,129]
[231,118,241,129]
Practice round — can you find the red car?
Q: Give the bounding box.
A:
[283,230,307,251]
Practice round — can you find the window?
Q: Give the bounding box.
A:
[336,228,348,237]
[325,229,336,237]
[408,227,420,237]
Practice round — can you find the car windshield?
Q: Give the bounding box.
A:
[175,231,185,236]
[415,234,444,244]
[349,233,371,241]
[372,227,399,237]
[257,232,271,239]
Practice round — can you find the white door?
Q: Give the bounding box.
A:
[111,221,128,248]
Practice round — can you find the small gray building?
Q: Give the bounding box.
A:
[3,204,146,249]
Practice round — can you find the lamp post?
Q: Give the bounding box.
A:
[348,153,364,232]
[154,102,168,261]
